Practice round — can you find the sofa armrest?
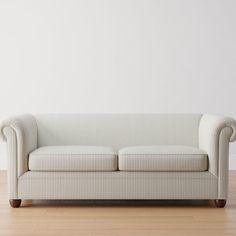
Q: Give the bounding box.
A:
[199,114,236,198]
[0,114,37,198]
[0,114,37,177]
[199,114,236,175]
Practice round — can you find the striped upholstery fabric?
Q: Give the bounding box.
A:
[119,146,208,171]
[18,171,218,200]
[3,127,18,199]
[29,146,118,171]
[1,114,236,201]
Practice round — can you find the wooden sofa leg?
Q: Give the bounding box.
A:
[9,199,22,208]
[214,199,226,208]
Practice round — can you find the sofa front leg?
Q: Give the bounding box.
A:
[214,199,226,208]
[9,199,22,208]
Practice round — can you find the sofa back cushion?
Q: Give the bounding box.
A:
[35,114,202,148]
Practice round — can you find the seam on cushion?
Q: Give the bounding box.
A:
[118,170,208,172]
[118,154,207,156]
[30,154,118,156]
[28,170,118,172]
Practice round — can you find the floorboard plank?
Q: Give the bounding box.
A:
[0,170,235,236]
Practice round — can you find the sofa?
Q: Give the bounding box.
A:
[0,113,236,208]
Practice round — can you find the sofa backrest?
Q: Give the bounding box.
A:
[35,114,202,149]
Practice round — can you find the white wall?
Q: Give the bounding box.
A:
[0,0,236,169]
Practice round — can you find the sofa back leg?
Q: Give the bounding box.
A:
[9,199,21,208]
[214,199,226,208]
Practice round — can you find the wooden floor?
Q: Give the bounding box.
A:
[0,171,236,236]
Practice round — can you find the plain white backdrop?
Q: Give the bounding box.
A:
[0,0,236,169]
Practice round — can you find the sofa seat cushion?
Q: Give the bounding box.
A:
[29,146,117,171]
[119,146,208,171]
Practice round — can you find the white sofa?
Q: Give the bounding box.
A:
[1,114,236,208]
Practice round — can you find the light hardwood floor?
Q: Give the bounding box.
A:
[0,171,236,236]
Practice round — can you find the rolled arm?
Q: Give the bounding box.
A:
[0,114,38,177]
[199,114,236,173]
[199,114,236,198]
[199,114,236,142]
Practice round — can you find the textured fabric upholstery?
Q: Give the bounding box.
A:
[1,113,236,201]
[3,127,18,199]
[0,114,37,199]
[119,146,207,171]
[29,146,117,171]
[0,114,37,176]
[218,127,232,199]
[199,114,236,198]
[199,114,236,175]
[18,171,218,200]
[35,114,202,148]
